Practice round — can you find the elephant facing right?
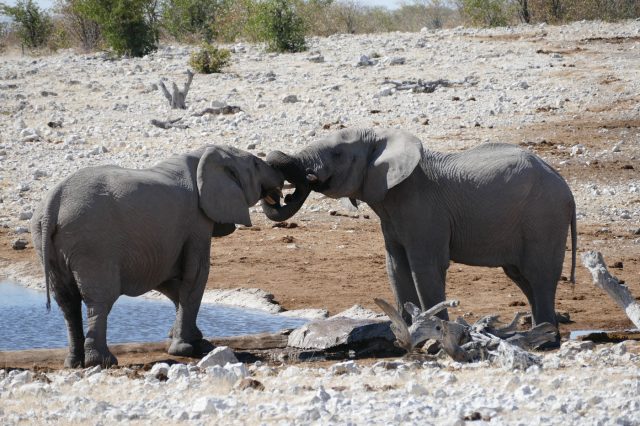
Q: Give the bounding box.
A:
[262,128,577,348]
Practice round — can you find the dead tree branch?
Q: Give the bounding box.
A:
[582,251,640,329]
[159,69,194,109]
[150,117,189,129]
[374,298,556,368]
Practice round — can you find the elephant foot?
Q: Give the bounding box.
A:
[168,339,194,357]
[192,339,214,356]
[84,348,118,368]
[64,353,85,369]
[536,338,561,351]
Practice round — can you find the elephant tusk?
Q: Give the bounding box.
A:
[264,195,277,205]
[306,173,318,182]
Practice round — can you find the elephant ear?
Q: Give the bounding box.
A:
[197,147,252,226]
[361,132,423,203]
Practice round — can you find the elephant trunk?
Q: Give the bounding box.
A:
[261,150,311,222]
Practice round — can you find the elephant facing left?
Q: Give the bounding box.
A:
[30,145,284,368]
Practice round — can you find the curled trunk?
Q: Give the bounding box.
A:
[261,150,311,222]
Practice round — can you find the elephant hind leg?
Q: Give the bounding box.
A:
[56,283,85,368]
[503,264,560,348]
[157,279,181,339]
[84,300,118,368]
[503,265,535,310]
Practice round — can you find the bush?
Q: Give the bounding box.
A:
[458,0,514,27]
[0,0,53,49]
[76,0,159,57]
[189,43,231,73]
[56,0,102,52]
[162,0,222,43]
[248,0,306,53]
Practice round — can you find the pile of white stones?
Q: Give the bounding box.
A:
[1,341,638,424]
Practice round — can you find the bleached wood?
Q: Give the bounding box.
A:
[158,69,193,109]
[582,250,640,329]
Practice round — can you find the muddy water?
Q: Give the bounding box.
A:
[0,282,306,351]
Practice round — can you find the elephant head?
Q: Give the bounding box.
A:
[198,145,284,227]
[262,128,423,221]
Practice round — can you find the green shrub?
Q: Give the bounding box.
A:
[162,0,222,43]
[248,0,307,53]
[76,0,159,57]
[0,0,53,49]
[189,43,231,73]
[459,0,514,27]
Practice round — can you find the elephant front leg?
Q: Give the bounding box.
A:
[406,248,450,321]
[84,301,118,367]
[168,245,213,357]
[385,240,421,324]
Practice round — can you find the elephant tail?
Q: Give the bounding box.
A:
[41,216,53,312]
[570,204,577,285]
[39,194,60,312]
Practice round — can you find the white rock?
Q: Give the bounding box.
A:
[406,381,429,396]
[312,386,331,403]
[197,346,238,368]
[167,363,189,381]
[15,118,26,130]
[330,360,359,375]
[191,397,218,415]
[149,362,170,378]
[570,144,585,156]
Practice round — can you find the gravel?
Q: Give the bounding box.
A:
[1,341,638,424]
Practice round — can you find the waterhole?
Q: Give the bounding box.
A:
[0,282,306,351]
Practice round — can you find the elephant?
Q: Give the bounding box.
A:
[31,145,284,368]
[261,128,576,346]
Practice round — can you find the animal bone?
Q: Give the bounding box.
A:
[374,298,556,367]
[582,251,640,329]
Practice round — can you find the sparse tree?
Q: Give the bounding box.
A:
[0,0,53,49]
[56,0,102,51]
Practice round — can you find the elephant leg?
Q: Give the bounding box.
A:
[385,240,420,324]
[84,300,118,368]
[504,263,560,349]
[168,241,212,357]
[56,285,85,368]
[503,265,536,312]
[158,279,205,341]
[405,248,449,321]
[157,279,181,339]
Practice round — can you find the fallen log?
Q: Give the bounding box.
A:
[582,251,640,329]
[0,331,290,369]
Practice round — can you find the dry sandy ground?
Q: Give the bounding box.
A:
[1,22,639,370]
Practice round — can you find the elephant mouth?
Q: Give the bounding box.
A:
[261,187,283,206]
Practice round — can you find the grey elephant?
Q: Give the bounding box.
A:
[31,145,283,368]
[261,128,576,346]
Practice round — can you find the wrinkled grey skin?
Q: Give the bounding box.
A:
[31,145,283,368]
[263,128,576,345]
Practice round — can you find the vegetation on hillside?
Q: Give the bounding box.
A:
[0,0,638,55]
